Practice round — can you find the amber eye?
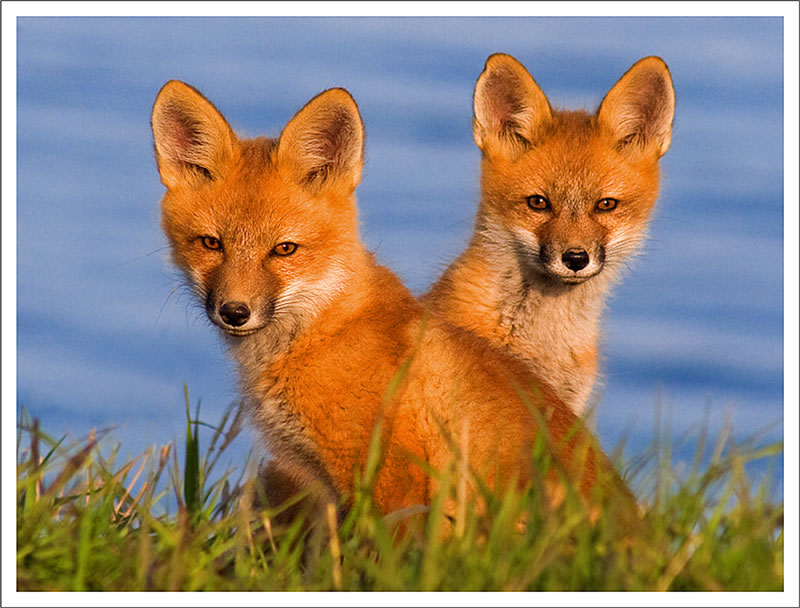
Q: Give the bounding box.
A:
[526,195,550,211]
[272,242,298,256]
[596,198,619,212]
[200,236,222,250]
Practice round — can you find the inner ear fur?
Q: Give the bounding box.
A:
[597,56,675,158]
[151,80,236,188]
[473,53,553,157]
[277,88,364,192]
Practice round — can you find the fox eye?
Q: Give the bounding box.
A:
[526,195,550,211]
[272,242,298,256]
[200,236,222,250]
[596,198,619,212]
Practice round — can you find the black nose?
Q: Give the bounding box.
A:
[219,301,251,327]
[561,249,590,272]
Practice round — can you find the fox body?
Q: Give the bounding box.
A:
[152,82,631,521]
[425,55,675,415]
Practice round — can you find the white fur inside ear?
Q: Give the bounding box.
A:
[154,103,216,171]
[475,68,525,138]
[151,82,234,187]
[296,107,361,183]
[599,60,675,157]
[278,90,364,190]
[473,56,552,155]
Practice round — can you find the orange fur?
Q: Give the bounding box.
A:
[425,54,675,414]
[152,81,634,525]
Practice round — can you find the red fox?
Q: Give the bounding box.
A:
[424,54,675,415]
[151,81,635,525]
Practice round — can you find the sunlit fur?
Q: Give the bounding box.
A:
[152,81,639,527]
[425,54,675,415]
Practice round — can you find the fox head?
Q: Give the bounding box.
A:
[472,54,674,285]
[152,83,365,339]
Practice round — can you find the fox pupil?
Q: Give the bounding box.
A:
[597,198,618,211]
[274,242,297,256]
[527,195,550,211]
[201,236,220,250]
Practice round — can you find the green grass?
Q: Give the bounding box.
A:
[16,389,783,592]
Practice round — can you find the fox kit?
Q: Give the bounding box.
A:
[425,54,675,415]
[152,81,634,525]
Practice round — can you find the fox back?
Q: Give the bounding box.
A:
[152,81,638,527]
[425,54,675,414]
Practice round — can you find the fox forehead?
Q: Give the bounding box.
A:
[162,137,345,245]
[486,111,660,205]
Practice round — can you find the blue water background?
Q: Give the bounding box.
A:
[15,17,785,497]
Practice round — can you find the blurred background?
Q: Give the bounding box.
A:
[14,16,785,496]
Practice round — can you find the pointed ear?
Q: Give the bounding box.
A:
[151,80,236,188]
[473,53,552,157]
[277,88,364,193]
[597,56,675,158]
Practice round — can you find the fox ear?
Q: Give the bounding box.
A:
[597,57,675,158]
[277,88,364,193]
[151,81,236,188]
[473,53,552,157]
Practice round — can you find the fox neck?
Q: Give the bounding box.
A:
[222,248,403,498]
[426,226,618,414]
